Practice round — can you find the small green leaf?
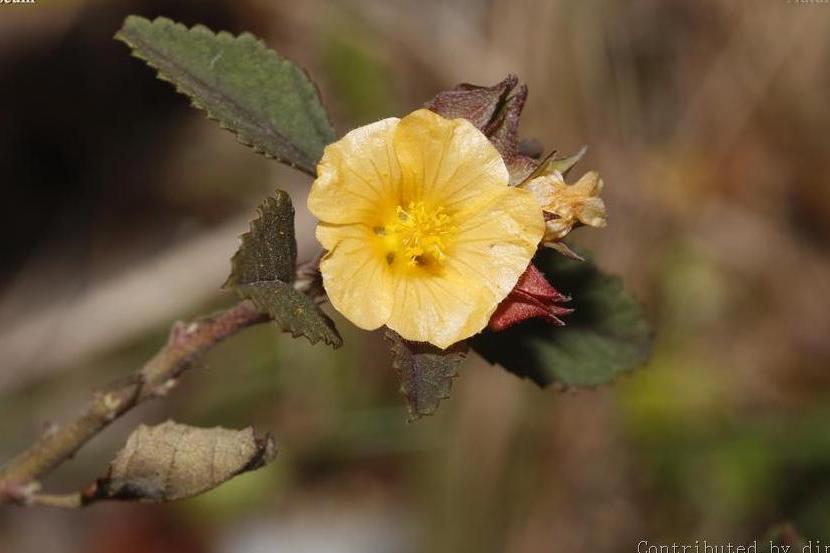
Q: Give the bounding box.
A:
[116,16,335,175]
[225,193,296,288]
[226,190,342,348]
[385,330,467,421]
[239,281,340,347]
[472,249,652,387]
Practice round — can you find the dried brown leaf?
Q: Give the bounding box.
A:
[90,421,276,503]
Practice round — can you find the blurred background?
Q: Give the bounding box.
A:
[1,0,829,551]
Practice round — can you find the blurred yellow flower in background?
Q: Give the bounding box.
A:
[308,109,544,348]
[522,170,607,249]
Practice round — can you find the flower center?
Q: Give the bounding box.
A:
[378,201,455,268]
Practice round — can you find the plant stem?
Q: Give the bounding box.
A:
[25,493,84,509]
[0,300,268,503]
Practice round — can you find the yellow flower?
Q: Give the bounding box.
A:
[522,170,607,246]
[308,109,544,349]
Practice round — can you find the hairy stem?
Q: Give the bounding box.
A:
[0,300,269,503]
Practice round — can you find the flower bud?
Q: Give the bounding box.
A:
[488,263,572,331]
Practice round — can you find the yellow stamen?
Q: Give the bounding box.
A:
[382,201,455,267]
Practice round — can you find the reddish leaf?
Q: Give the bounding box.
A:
[485,85,538,184]
[424,74,517,130]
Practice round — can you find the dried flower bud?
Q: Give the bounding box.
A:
[522,170,607,254]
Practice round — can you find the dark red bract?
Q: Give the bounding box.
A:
[488,263,572,332]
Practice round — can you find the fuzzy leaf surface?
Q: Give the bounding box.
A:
[225,192,296,287]
[226,190,341,347]
[386,330,467,421]
[116,16,334,175]
[239,281,340,347]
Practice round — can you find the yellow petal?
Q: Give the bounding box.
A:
[450,187,545,303]
[308,118,401,226]
[385,269,490,350]
[387,185,544,348]
[392,109,509,212]
[317,223,394,330]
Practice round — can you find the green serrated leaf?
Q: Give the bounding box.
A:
[226,190,342,348]
[471,249,652,387]
[116,16,335,175]
[225,193,296,288]
[385,330,467,421]
[239,281,341,347]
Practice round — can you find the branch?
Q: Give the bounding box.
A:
[21,493,85,509]
[0,299,269,505]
